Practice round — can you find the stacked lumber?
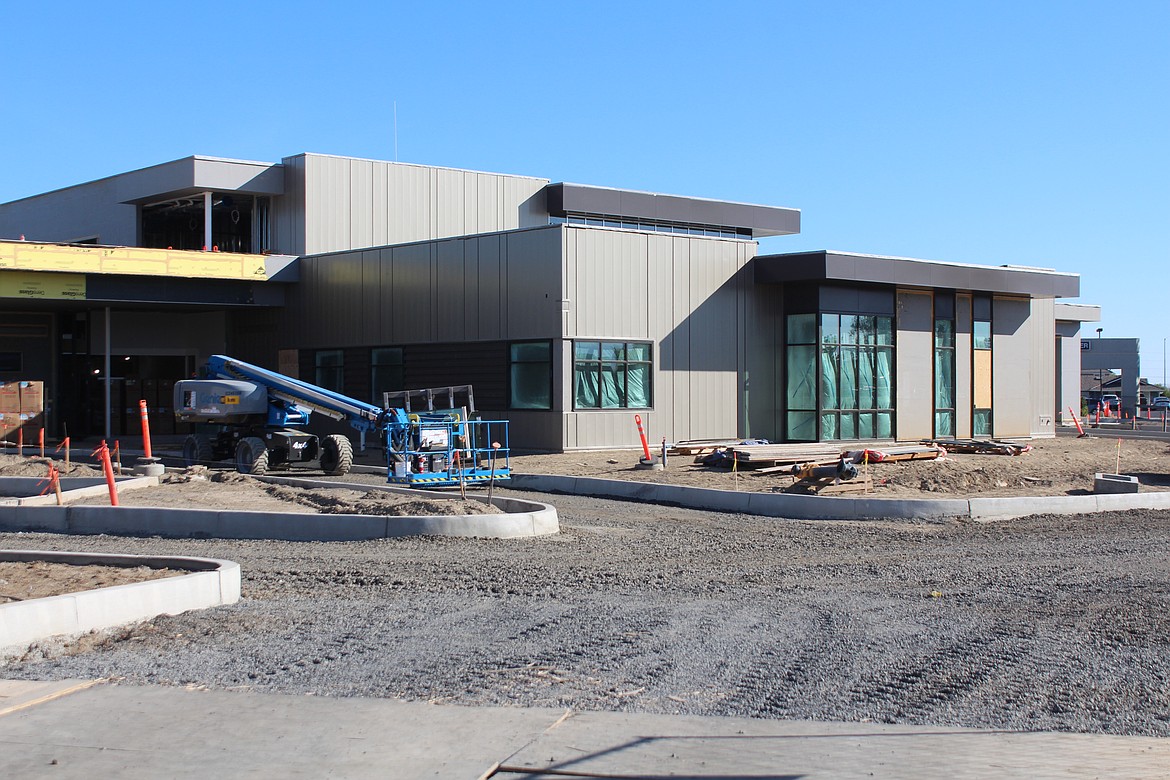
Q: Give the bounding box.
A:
[921,438,1032,456]
[727,443,845,468]
[841,444,945,463]
[670,438,768,457]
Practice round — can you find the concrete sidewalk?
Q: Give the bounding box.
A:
[0,681,1166,779]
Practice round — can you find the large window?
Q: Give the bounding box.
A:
[314,349,344,393]
[787,313,893,441]
[371,347,404,405]
[510,341,552,409]
[934,295,956,437]
[573,341,652,409]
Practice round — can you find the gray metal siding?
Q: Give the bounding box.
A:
[895,290,934,440]
[561,226,754,449]
[297,154,549,255]
[1028,297,1057,437]
[991,297,1033,437]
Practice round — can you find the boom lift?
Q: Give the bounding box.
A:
[174,355,510,487]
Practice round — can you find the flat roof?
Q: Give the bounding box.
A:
[753,250,1079,298]
[545,183,801,238]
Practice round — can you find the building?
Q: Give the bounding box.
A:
[0,153,1090,450]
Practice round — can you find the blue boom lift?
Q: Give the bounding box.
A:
[173,355,509,487]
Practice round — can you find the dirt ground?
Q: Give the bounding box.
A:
[0,561,178,604]
[509,434,1170,497]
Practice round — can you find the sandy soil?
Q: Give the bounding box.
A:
[0,458,494,516]
[0,561,178,604]
[510,434,1170,497]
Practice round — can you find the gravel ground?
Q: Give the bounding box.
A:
[2,487,1168,737]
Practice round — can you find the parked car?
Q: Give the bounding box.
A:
[1151,397,1170,412]
[1099,394,1120,411]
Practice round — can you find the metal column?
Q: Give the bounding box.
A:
[203,191,213,250]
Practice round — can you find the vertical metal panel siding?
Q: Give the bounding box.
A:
[991,297,1033,437]
[348,159,373,251]
[562,226,747,448]
[476,235,502,338]
[435,240,466,342]
[505,229,562,338]
[895,291,934,440]
[1028,297,1056,436]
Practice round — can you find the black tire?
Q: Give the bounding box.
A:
[235,436,269,476]
[320,434,353,476]
[182,434,214,467]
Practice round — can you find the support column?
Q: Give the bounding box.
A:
[203,191,213,250]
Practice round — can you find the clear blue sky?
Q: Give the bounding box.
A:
[3,2,1167,378]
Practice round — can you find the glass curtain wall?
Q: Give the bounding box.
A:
[786,312,894,441]
[934,294,956,437]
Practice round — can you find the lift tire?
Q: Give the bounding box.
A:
[236,436,269,476]
[182,434,214,467]
[320,434,353,476]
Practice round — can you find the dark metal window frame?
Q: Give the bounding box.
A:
[572,339,654,410]
[508,340,553,410]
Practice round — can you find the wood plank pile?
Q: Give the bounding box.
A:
[785,474,874,496]
[841,444,946,463]
[920,438,1032,456]
[725,443,846,468]
[669,439,768,457]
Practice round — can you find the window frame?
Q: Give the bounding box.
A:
[508,340,554,410]
[572,339,653,410]
[313,349,345,394]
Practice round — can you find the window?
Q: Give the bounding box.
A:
[314,349,344,393]
[573,341,652,409]
[788,312,894,441]
[934,294,956,437]
[371,347,404,405]
[973,300,992,436]
[509,341,552,409]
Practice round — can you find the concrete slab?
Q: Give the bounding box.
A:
[0,684,561,780]
[0,679,99,717]
[500,709,1170,780]
[1,684,1166,780]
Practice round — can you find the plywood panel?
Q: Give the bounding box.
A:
[974,351,992,408]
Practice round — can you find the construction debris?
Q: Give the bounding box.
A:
[784,458,872,495]
[921,438,1032,456]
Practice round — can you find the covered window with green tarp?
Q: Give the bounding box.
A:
[573,341,652,409]
[786,309,895,442]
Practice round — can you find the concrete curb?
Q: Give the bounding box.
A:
[509,473,1170,522]
[0,476,159,507]
[0,479,559,541]
[0,549,240,657]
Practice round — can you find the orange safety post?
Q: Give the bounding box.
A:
[38,428,44,457]
[634,414,653,461]
[17,427,22,457]
[114,440,122,475]
[1067,407,1086,437]
[138,399,153,459]
[93,440,119,506]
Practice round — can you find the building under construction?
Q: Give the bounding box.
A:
[0,153,1098,450]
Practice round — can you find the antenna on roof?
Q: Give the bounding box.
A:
[394,101,398,162]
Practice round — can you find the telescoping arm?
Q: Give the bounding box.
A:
[205,355,394,447]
